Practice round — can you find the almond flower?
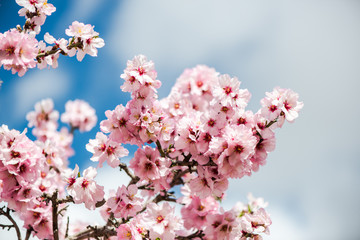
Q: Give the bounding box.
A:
[66,166,104,210]
[0,29,38,76]
[61,99,97,132]
[86,132,129,168]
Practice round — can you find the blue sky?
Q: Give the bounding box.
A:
[1,0,360,239]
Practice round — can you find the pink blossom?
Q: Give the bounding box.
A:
[0,29,38,76]
[173,65,219,102]
[66,21,94,39]
[61,99,97,132]
[174,113,203,156]
[251,129,276,172]
[107,184,142,219]
[86,132,129,168]
[204,210,240,240]
[215,125,257,179]
[117,223,143,240]
[240,208,272,236]
[281,88,304,122]
[181,195,219,230]
[66,166,105,210]
[121,55,158,88]
[100,104,140,145]
[142,202,182,240]
[65,21,105,61]
[26,98,59,129]
[16,0,45,13]
[22,201,53,239]
[212,74,241,106]
[129,146,170,182]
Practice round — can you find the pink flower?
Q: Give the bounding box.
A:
[66,166,104,210]
[63,164,79,190]
[23,201,53,239]
[240,208,272,236]
[117,223,143,240]
[121,55,158,88]
[107,184,142,219]
[172,65,219,102]
[26,98,59,129]
[280,88,304,122]
[212,74,241,106]
[65,21,105,61]
[181,195,219,230]
[174,113,203,156]
[61,99,97,132]
[0,29,38,76]
[214,125,257,179]
[204,210,240,240]
[100,104,141,145]
[129,146,170,181]
[260,87,303,126]
[16,0,45,13]
[117,216,147,240]
[142,202,181,240]
[65,21,94,39]
[86,132,129,168]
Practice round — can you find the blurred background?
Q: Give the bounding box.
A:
[1,0,360,239]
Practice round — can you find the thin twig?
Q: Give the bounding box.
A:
[155,140,166,158]
[65,217,70,239]
[0,224,15,230]
[24,228,32,240]
[0,207,22,240]
[119,163,139,185]
[176,230,205,240]
[66,226,116,240]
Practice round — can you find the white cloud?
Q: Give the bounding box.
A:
[108,0,274,67]
[13,68,70,120]
[61,0,102,22]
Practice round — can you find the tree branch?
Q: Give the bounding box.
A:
[176,230,205,240]
[24,228,32,240]
[119,163,139,185]
[51,191,60,240]
[0,207,22,240]
[66,225,117,240]
[156,140,166,158]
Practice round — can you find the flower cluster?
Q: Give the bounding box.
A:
[61,99,98,132]
[0,29,38,76]
[1,53,302,240]
[0,1,104,77]
[81,55,303,239]
[0,125,55,239]
[16,0,56,34]
[0,98,99,239]
[64,165,105,210]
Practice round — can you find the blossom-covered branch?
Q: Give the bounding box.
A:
[0,43,303,239]
[0,1,104,77]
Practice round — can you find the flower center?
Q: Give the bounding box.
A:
[284,100,292,111]
[224,86,232,95]
[106,146,115,155]
[11,150,21,158]
[234,144,244,154]
[269,105,278,112]
[237,117,246,125]
[207,119,215,127]
[81,179,89,188]
[156,215,164,223]
[5,46,15,55]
